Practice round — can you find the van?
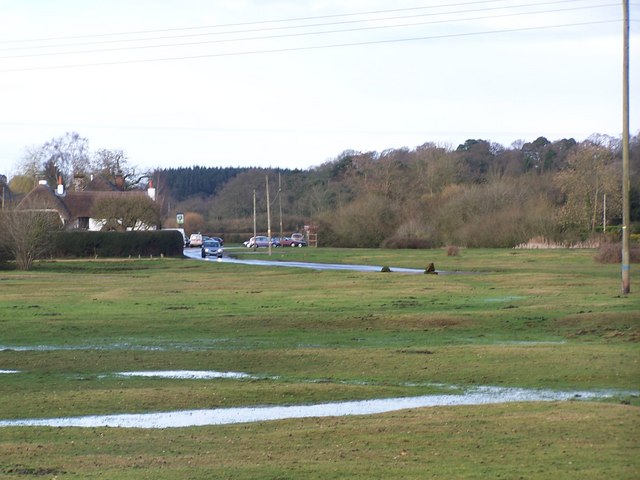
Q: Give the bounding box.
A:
[189,233,203,247]
[163,228,189,247]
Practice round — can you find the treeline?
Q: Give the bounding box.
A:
[156,135,640,248]
[157,166,248,201]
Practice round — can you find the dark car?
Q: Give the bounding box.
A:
[201,239,224,258]
[280,235,307,247]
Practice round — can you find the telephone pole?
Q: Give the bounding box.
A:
[266,176,272,256]
[621,0,631,294]
[278,172,283,239]
[252,189,257,249]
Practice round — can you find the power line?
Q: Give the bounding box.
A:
[0,2,618,60]
[0,0,601,53]
[0,18,619,73]
[0,0,588,45]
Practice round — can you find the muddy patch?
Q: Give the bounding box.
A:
[554,312,640,342]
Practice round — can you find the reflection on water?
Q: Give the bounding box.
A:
[0,344,167,352]
[113,370,258,380]
[0,386,630,429]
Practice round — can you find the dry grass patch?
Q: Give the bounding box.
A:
[553,311,640,342]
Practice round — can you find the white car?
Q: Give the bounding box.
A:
[189,233,203,247]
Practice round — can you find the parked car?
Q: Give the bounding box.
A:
[210,236,224,245]
[189,233,203,247]
[280,236,307,247]
[244,236,278,248]
[201,239,224,258]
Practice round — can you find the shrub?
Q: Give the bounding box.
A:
[0,209,62,270]
[446,245,460,256]
[594,242,640,264]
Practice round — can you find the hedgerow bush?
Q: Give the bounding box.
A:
[52,231,184,258]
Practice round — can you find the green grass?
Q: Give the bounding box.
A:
[0,249,638,478]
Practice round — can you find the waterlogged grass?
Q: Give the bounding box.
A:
[0,249,638,478]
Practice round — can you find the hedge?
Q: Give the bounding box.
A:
[51,230,184,258]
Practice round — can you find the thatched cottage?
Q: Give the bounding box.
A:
[17,176,157,231]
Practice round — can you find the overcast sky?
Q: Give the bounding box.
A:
[0,0,637,178]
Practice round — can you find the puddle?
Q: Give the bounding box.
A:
[112,370,260,380]
[484,296,525,302]
[0,341,229,352]
[0,386,631,429]
[0,370,19,374]
[0,344,166,352]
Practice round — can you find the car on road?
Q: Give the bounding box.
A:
[201,239,224,258]
[189,233,203,247]
[280,236,307,247]
[244,236,278,248]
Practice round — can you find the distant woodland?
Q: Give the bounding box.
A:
[155,134,640,248]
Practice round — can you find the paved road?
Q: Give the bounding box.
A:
[183,248,435,274]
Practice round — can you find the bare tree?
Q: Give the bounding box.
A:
[0,208,62,270]
[18,132,91,188]
[556,143,621,233]
[91,149,144,188]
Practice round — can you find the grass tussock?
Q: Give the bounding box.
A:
[446,245,460,256]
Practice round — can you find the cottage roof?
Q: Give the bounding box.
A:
[17,182,149,223]
[85,175,119,192]
[63,190,146,218]
[17,184,72,221]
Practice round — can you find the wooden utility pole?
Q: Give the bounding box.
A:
[603,193,607,232]
[622,0,631,294]
[252,189,257,249]
[278,172,283,239]
[266,176,272,256]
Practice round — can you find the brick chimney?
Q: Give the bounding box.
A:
[56,176,64,196]
[147,179,156,201]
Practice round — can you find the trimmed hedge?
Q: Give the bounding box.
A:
[51,230,184,258]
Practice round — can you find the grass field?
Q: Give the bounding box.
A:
[0,248,638,479]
